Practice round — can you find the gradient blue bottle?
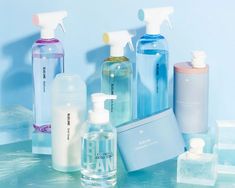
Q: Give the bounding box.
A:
[136,7,174,119]
[32,11,67,154]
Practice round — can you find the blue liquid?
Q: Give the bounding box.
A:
[102,57,132,127]
[136,34,169,119]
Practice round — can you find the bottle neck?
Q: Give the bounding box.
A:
[146,23,161,35]
[110,46,124,57]
[41,28,55,39]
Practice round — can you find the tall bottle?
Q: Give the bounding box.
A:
[136,7,174,118]
[101,30,134,127]
[32,11,67,154]
[51,73,86,172]
[81,93,117,187]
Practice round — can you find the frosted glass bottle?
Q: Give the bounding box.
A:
[102,57,132,127]
[177,138,217,186]
[32,38,64,154]
[136,34,168,119]
[51,73,86,172]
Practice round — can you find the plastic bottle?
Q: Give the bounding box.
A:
[81,93,117,187]
[102,30,134,127]
[32,11,67,154]
[136,7,174,118]
[51,73,86,172]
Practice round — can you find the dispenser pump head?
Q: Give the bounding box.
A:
[32,11,68,39]
[189,138,205,154]
[89,93,117,124]
[138,7,174,35]
[192,50,207,68]
[103,30,134,57]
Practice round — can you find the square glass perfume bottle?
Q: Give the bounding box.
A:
[216,121,235,145]
[177,138,217,186]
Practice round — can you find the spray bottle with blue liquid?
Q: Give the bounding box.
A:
[136,7,174,118]
[32,11,67,154]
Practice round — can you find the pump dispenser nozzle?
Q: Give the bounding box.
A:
[89,93,117,124]
[138,7,174,35]
[32,11,68,39]
[103,30,134,57]
[192,51,207,68]
[189,138,205,155]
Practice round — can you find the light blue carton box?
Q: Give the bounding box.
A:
[117,108,185,172]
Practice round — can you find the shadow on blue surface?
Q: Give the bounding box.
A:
[1,33,39,109]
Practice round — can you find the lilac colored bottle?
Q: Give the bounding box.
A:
[32,38,64,154]
[32,11,67,154]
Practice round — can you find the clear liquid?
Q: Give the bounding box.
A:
[81,132,117,187]
[177,153,216,186]
[102,57,132,127]
[32,54,64,126]
[136,49,168,118]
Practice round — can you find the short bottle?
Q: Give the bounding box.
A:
[51,73,86,172]
[177,138,217,186]
[81,93,117,187]
[101,30,133,127]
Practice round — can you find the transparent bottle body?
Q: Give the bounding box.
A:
[177,152,217,186]
[136,34,169,119]
[32,39,64,128]
[81,122,117,187]
[101,57,133,127]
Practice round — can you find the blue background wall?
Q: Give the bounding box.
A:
[0,0,234,126]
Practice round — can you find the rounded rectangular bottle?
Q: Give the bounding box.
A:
[136,34,169,118]
[102,56,133,127]
[32,38,64,154]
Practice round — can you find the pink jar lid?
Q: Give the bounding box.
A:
[174,62,208,74]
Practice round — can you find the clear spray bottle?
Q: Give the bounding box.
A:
[32,11,67,154]
[102,30,134,127]
[81,93,117,187]
[136,7,174,118]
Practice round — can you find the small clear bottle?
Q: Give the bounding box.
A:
[177,138,217,186]
[81,93,117,187]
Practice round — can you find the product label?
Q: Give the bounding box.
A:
[82,134,116,173]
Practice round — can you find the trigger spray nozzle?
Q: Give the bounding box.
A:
[32,10,68,39]
[138,7,174,34]
[103,30,135,57]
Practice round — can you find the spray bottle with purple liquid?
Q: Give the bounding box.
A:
[32,11,67,154]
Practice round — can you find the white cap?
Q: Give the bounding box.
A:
[32,11,67,39]
[89,93,117,124]
[103,30,134,57]
[192,50,207,68]
[189,138,205,154]
[138,7,174,35]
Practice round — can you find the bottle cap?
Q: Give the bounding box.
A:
[189,138,205,154]
[89,93,117,124]
[192,50,207,68]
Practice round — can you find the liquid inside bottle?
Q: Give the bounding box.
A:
[136,34,168,119]
[101,57,132,127]
[81,124,117,187]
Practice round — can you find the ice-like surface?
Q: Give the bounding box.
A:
[1,141,235,187]
[0,105,33,145]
